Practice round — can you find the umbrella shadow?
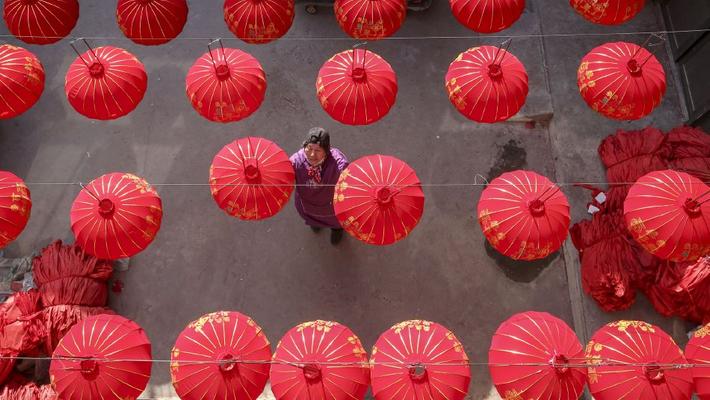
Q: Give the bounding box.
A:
[483,240,559,283]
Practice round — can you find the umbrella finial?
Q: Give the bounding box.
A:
[643,363,666,384]
[243,159,261,181]
[550,353,570,375]
[302,363,322,381]
[79,359,99,380]
[376,186,394,205]
[408,363,427,381]
[528,199,546,217]
[218,353,238,373]
[684,198,702,217]
[98,198,115,218]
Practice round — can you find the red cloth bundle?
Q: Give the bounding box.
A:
[0,349,15,386]
[42,305,114,355]
[38,277,107,307]
[0,291,46,355]
[678,256,710,323]
[666,125,710,180]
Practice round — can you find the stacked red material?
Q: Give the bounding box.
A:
[0,374,57,399]
[666,126,710,180]
[0,290,45,359]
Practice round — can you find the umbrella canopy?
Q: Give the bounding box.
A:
[316,48,397,126]
[117,0,188,45]
[271,320,369,400]
[224,0,294,44]
[685,324,710,400]
[449,0,525,33]
[489,311,587,400]
[0,171,31,249]
[570,0,645,25]
[371,320,471,400]
[585,320,693,400]
[186,47,266,123]
[334,0,407,39]
[210,137,295,220]
[624,170,710,262]
[171,311,272,400]
[478,170,570,260]
[3,0,79,44]
[446,45,528,123]
[50,314,152,400]
[578,41,665,121]
[333,154,424,245]
[70,172,163,260]
[0,45,45,119]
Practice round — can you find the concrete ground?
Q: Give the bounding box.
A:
[0,0,695,399]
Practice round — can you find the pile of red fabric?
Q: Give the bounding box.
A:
[666,125,710,180]
[0,290,45,386]
[0,374,56,400]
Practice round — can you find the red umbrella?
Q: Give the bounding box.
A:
[585,320,693,400]
[686,324,710,400]
[170,311,272,400]
[570,0,645,25]
[70,172,163,260]
[449,0,525,33]
[65,45,148,120]
[333,154,424,245]
[224,0,294,44]
[0,45,45,119]
[334,0,407,39]
[371,320,471,400]
[478,170,570,260]
[186,46,266,123]
[271,320,369,400]
[489,311,587,400]
[116,0,188,45]
[3,0,79,45]
[578,41,665,121]
[210,137,295,220]
[0,171,31,249]
[624,170,710,262]
[446,45,528,123]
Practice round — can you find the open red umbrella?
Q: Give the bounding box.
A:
[333,154,424,245]
[65,45,148,120]
[449,0,525,33]
[3,0,79,44]
[210,137,295,220]
[570,0,645,25]
[489,311,587,400]
[0,171,31,249]
[478,170,570,260]
[371,320,471,400]
[224,0,294,44]
[186,46,266,123]
[117,0,188,45]
[0,45,45,119]
[70,172,163,260]
[171,311,272,400]
[585,320,693,400]
[317,48,397,126]
[578,41,665,121]
[50,314,152,400]
[271,320,369,400]
[624,170,710,262]
[686,324,710,400]
[446,45,528,123]
[334,0,406,39]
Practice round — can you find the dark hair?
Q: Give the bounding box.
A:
[303,127,330,153]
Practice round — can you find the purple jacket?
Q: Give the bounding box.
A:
[290,148,349,228]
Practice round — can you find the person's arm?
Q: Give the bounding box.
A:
[331,148,349,172]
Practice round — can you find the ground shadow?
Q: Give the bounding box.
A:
[484,239,560,283]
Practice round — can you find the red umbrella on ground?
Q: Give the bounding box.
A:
[333,154,424,245]
[0,45,45,119]
[3,0,79,44]
[210,137,295,220]
[70,172,163,260]
[624,170,710,262]
[478,170,570,260]
[334,0,407,39]
[449,0,525,33]
[446,45,528,123]
[117,0,188,45]
[489,311,587,400]
[224,0,294,44]
[170,311,272,400]
[585,320,693,400]
[371,320,471,400]
[317,48,397,126]
[271,320,369,400]
[570,0,645,25]
[50,314,152,400]
[578,41,666,121]
[686,324,710,400]
[0,171,31,249]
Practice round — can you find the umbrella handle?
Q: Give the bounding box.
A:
[492,38,513,67]
[207,38,227,71]
[79,182,101,202]
[69,38,100,69]
[351,42,369,77]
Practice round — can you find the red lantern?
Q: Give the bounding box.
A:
[116,0,188,45]
[0,171,31,249]
[224,0,294,44]
[449,0,525,33]
[0,44,44,119]
[3,0,79,45]
[570,0,645,25]
[334,0,406,40]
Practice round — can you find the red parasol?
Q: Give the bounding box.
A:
[478,170,570,260]
[3,0,79,45]
[371,320,471,400]
[50,314,152,400]
[449,0,525,33]
[624,170,710,262]
[578,41,665,121]
[686,324,710,400]
[334,0,406,39]
[186,45,266,123]
[0,171,31,249]
[117,0,188,45]
[333,154,424,245]
[585,320,693,400]
[489,311,587,400]
[446,45,528,123]
[209,136,295,220]
[224,0,294,44]
[170,311,272,400]
[570,0,645,25]
[0,45,45,119]
[65,44,148,120]
[317,48,397,126]
[271,320,369,400]
[70,172,163,260]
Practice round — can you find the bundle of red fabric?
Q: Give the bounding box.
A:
[0,290,46,368]
[0,373,57,400]
[666,125,710,180]
[41,305,114,355]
